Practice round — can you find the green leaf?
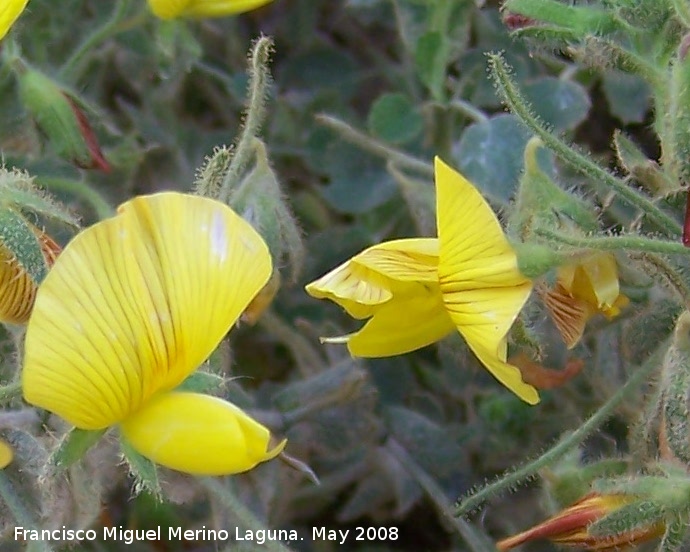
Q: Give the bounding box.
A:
[523,77,591,132]
[320,143,398,214]
[367,93,424,145]
[279,46,360,99]
[454,114,532,203]
[602,70,651,124]
[50,428,106,469]
[415,31,450,101]
[0,208,48,284]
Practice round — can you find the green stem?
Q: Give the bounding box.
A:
[219,37,273,204]
[489,53,681,237]
[386,439,496,552]
[60,0,142,82]
[535,227,690,256]
[455,341,664,516]
[38,177,114,220]
[629,252,690,309]
[200,478,294,552]
[447,99,489,123]
[315,114,434,177]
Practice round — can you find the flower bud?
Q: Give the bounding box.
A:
[657,312,690,466]
[227,140,304,285]
[511,137,598,238]
[17,67,109,172]
[497,492,664,551]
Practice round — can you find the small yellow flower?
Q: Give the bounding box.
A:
[306,157,538,404]
[147,0,273,19]
[0,0,28,40]
[543,253,628,348]
[23,193,285,475]
[497,493,664,551]
[0,438,13,469]
[0,225,60,325]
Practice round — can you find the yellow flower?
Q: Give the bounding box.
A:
[0,438,13,469]
[543,253,628,348]
[0,224,60,325]
[0,0,28,40]
[497,493,664,551]
[23,193,285,475]
[147,0,273,19]
[306,157,538,404]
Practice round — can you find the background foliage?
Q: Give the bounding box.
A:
[0,0,679,550]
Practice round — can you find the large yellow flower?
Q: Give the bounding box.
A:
[0,0,28,40]
[306,157,538,404]
[543,253,628,348]
[23,193,285,475]
[147,0,273,19]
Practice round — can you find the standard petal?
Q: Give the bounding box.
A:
[120,391,285,475]
[345,295,455,357]
[543,283,593,349]
[182,0,273,17]
[0,0,28,40]
[23,193,271,429]
[0,245,37,325]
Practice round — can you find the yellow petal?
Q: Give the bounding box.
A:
[146,0,192,19]
[580,254,620,308]
[305,238,439,319]
[434,157,535,402]
[354,238,439,283]
[120,391,285,475]
[0,438,13,469]
[543,283,593,349]
[181,0,273,17]
[0,244,37,325]
[149,0,272,18]
[0,0,28,40]
[345,295,455,357]
[23,193,271,430]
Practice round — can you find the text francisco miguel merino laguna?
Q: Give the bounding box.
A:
[15,526,303,545]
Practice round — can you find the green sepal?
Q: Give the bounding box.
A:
[512,241,561,279]
[175,371,225,394]
[119,436,161,500]
[545,458,629,508]
[589,499,665,538]
[0,207,47,285]
[50,428,106,469]
[0,168,79,228]
[660,312,690,465]
[659,518,689,552]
